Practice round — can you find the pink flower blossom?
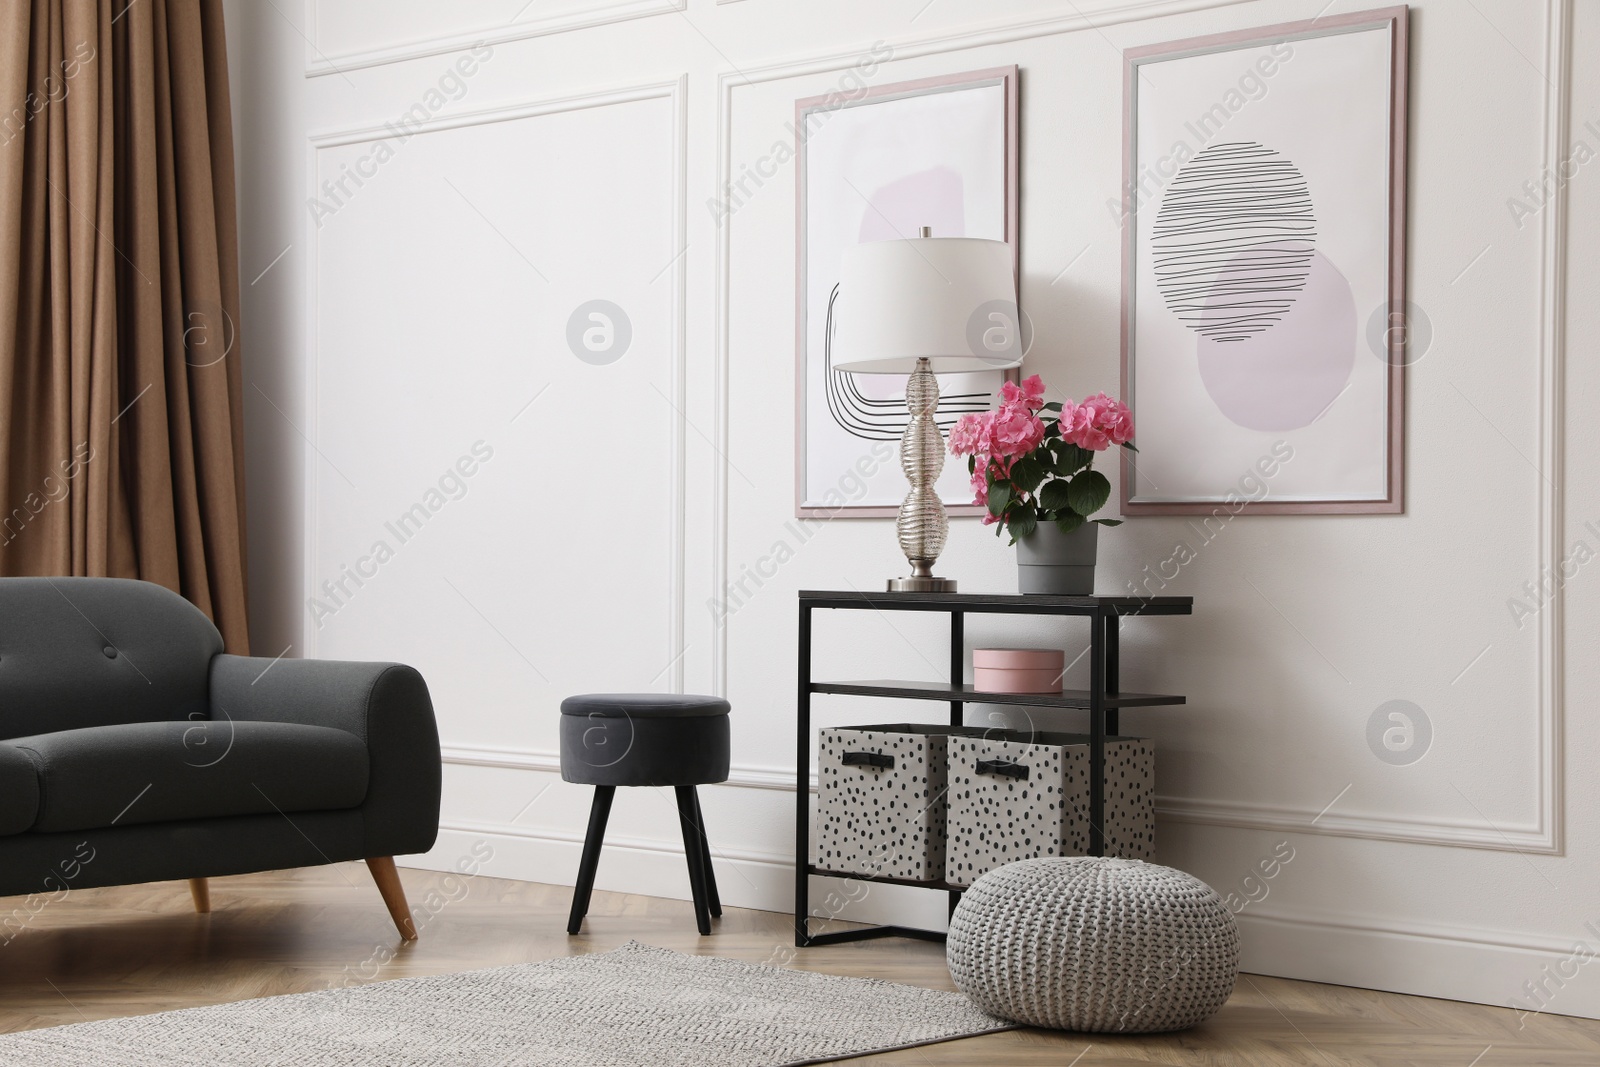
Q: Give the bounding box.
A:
[970,469,989,508]
[1084,392,1135,445]
[1059,392,1134,451]
[948,412,992,457]
[1000,374,1047,411]
[989,405,1045,459]
[1060,402,1109,451]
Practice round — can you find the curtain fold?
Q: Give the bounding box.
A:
[0,0,248,653]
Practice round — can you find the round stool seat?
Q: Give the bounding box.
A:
[559,693,730,787]
[560,693,731,719]
[947,857,1239,1033]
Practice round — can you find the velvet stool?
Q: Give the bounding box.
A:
[559,693,731,935]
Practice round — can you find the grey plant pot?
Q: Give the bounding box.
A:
[1016,521,1099,595]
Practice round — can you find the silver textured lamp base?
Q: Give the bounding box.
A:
[888,358,954,592]
[888,576,957,592]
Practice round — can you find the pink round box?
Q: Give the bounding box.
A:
[972,648,1066,694]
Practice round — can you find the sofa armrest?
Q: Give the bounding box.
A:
[208,654,441,859]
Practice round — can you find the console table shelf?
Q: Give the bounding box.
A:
[795,588,1194,949]
[806,866,967,893]
[811,679,1187,710]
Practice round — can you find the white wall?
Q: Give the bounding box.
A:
[225,0,1600,1019]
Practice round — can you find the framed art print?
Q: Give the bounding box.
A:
[795,65,1019,518]
[1120,7,1409,514]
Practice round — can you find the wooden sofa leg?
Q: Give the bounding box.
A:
[366,857,418,940]
[188,878,211,914]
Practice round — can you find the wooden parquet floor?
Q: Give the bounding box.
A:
[2,863,1598,1066]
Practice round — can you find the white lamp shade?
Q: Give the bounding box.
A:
[831,237,1022,374]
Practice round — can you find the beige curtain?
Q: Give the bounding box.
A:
[0,0,248,652]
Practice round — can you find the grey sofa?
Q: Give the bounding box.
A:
[0,577,441,939]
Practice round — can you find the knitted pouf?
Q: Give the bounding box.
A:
[946,857,1238,1033]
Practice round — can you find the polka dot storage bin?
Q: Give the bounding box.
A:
[943,732,1155,888]
[813,724,996,882]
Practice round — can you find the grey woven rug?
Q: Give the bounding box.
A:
[0,941,1013,1066]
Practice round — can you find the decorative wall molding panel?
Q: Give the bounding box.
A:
[1155,794,1553,854]
[305,0,687,77]
[715,0,1570,855]
[305,78,686,149]
[1156,0,1570,855]
[304,77,690,695]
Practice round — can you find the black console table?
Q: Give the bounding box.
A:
[794,589,1194,948]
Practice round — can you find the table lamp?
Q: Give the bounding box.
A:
[831,231,1022,592]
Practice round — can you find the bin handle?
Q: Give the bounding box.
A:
[975,758,1030,780]
[841,751,893,770]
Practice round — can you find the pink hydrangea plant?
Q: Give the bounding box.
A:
[948,375,1135,544]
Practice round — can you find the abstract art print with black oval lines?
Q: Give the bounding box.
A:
[1120,7,1409,514]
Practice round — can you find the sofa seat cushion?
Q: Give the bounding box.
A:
[0,744,40,836]
[1,720,369,834]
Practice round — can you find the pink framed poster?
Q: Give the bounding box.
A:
[795,65,1019,519]
[1120,7,1409,515]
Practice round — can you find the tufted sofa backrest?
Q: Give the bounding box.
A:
[0,577,223,740]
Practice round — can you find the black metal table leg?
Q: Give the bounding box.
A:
[567,785,614,934]
[949,610,965,729]
[1089,608,1106,857]
[948,609,964,918]
[1106,610,1121,738]
[795,602,813,946]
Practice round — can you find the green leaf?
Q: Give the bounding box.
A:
[1041,402,1063,412]
[1093,518,1124,527]
[1041,442,1064,475]
[1011,457,1044,495]
[1038,479,1073,513]
[1055,442,1092,474]
[967,455,975,475]
[1007,502,1038,544]
[1121,441,1139,453]
[987,482,1011,517]
[1055,511,1085,534]
[1067,470,1111,517]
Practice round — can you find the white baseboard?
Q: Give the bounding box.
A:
[439,744,816,793]
[409,822,949,936]
[1238,907,1600,1022]
[402,830,1600,1022]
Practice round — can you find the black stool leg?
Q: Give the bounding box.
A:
[567,786,614,934]
[693,789,721,918]
[675,786,712,935]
